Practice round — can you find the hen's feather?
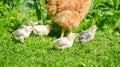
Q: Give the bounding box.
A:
[54,10,80,31]
[46,0,92,37]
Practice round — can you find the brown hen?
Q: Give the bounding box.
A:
[46,0,92,37]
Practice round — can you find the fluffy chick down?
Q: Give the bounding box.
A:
[77,25,97,43]
[53,33,77,49]
[33,25,52,36]
[12,25,33,42]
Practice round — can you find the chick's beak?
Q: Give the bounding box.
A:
[74,34,78,38]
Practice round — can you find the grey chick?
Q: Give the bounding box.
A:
[12,25,33,42]
[76,25,97,43]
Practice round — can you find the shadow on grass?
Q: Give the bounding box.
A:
[11,36,25,44]
[47,45,62,51]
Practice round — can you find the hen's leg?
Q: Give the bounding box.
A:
[60,29,65,38]
[69,30,73,34]
[70,31,73,34]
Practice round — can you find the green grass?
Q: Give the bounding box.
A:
[0,0,120,67]
[0,31,120,67]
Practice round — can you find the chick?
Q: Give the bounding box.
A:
[12,25,33,42]
[33,25,52,36]
[76,25,97,43]
[53,33,77,49]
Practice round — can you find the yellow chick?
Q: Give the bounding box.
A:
[33,25,52,36]
[53,33,77,49]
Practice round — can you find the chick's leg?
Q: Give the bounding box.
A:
[60,29,65,38]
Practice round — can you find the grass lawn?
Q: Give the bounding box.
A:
[0,0,120,67]
[0,28,120,67]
